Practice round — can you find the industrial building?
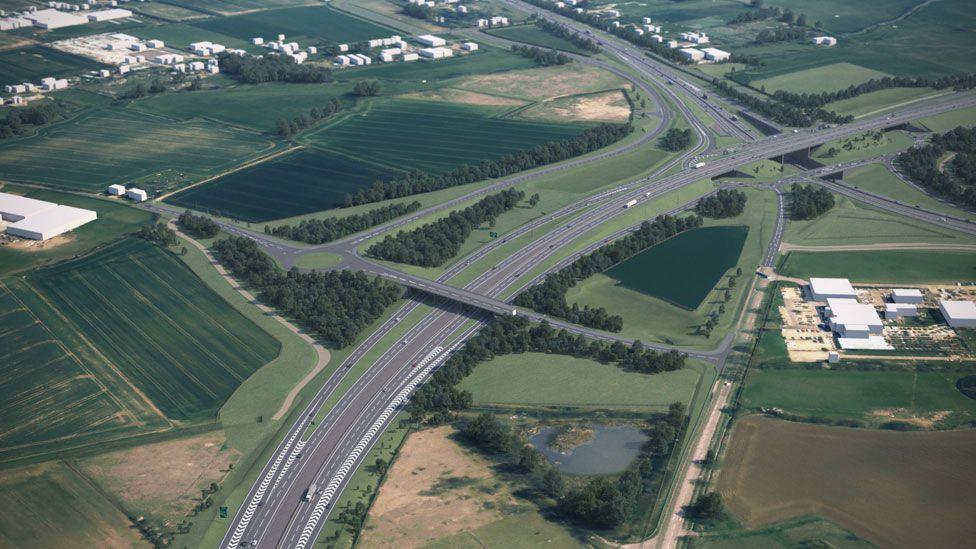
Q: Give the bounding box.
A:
[416,34,446,47]
[678,48,704,62]
[107,184,125,196]
[126,188,147,202]
[0,191,96,241]
[87,8,131,22]
[940,300,976,328]
[419,46,453,59]
[461,41,478,51]
[891,288,924,304]
[884,303,918,320]
[26,8,87,29]
[809,278,858,301]
[702,47,730,62]
[825,297,883,337]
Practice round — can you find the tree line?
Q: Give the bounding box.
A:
[772,73,976,111]
[217,52,333,84]
[695,189,747,218]
[533,18,602,53]
[136,223,178,246]
[354,80,381,97]
[788,183,835,219]
[178,210,220,238]
[753,26,807,45]
[711,77,851,127]
[730,3,810,28]
[896,126,976,209]
[366,189,525,267]
[659,127,693,151]
[343,123,632,207]
[514,215,703,331]
[275,97,341,137]
[511,45,572,66]
[267,201,421,244]
[409,315,687,423]
[213,236,401,347]
[0,100,70,139]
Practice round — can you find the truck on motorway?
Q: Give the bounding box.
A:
[693,162,706,169]
[624,199,638,208]
[303,483,318,501]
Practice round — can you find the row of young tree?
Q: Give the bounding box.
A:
[771,73,976,110]
[343,123,632,207]
[788,183,835,219]
[511,45,572,66]
[216,52,333,84]
[213,236,401,347]
[275,97,341,137]
[659,127,693,151]
[514,215,703,331]
[459,403,686,529]
[178,210,220,238]
[366,189,525,267]
[409,315,687,423]
[896,126,976,209]
[695,189,747,218]
[267,201,421,244]
[0,100,70,139]
[711,77,851,127]
[533,18,602,53]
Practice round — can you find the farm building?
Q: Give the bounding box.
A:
[252,37,264,45]
[812,36,837,46]
[702,47,730,62]
[419,46,453,59]
[308,46,317,55]
[651,34,663,43]
[98,69,111,77]
[26,8,87,29]
[940,300,976,328]
[87,8,131,22]
[825,297,883,338]
[402,52,419,62]
[9,95,24,105]
[461,41,478,51]
[40,77,68,90]
[129,43,146,52]
[335,54,350,66]
[679,48,705,62]
[416,34,446,47]
[0,192,96,241]
[809,278,857,301]
[126,188,147,202]
[146,39,164,49]
[892,288,924,304]
[107,184,125,196]
[476,18,488,28]
[884,303,918,320]
[379,47,401,62]
[490,16,509,26]
[338,43,349,52]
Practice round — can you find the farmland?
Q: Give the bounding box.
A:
[189,5,394,45]
[0,184,154,276]
[163,0,319,16]
[303,99,590,173]
[0,45,104,86]
[168,148,397,222]
[690,516,871,549]
[717,416,976,548]
[486,24,593,55]
[0,108,277,192]
[331,45,537,81]
[779,250,976,283]
[130,1,209,21]
[742,368,976,429]
[754,63,891,94]
[459,353,714,411]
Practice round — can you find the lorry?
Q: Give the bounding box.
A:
[624,199,638,208]
[303,483,318,501]
[693,162,706,169]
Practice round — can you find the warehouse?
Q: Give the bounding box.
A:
[884,303,918,320]
[702,47,730,62]
[87,8,132,22]
[678,48,704,62]
[825,297,883,337]
[107,184,126,196]
[0,192,58,222]
[891,288,924,304]
[26,8,87,29]
[419,46,453,59]
[940,300,976,328]
[126,188,147,202]
[809,277,857,301]
[461,41,478,51]
[6,205,97,240]
[416,34,446,47]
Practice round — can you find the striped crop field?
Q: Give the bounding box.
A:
[0,239,280,461]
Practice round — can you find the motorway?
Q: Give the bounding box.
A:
[193,14,976,548]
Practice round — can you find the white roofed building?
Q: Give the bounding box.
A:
[940,300,976,328]
[416,34,446,47]
[809,278,857,301]
[892,288,924,304]
[107,184,126,196]
[126,188,147,202]
[6,205,97,240]
[825,297,883,338]
[679,48,704,62]
[702,47,730,62]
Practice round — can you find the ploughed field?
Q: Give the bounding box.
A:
[0,46,104,86]
[606,226,747,309]
[0,239,279,461]
[718,416,976,549]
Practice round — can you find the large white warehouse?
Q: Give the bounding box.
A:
[809,278,857,301]
[940,300,976,328]
[416,34,446,47]
[0,192,96,241]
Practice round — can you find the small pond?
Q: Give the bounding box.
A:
[530,423,649,475]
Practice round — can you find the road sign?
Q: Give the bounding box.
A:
[489,231,498,238]
[219,506,228,518]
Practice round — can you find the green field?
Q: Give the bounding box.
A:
[779,250,976,284]
[304,98,589,173]
[0,45,104,86]
[127,22,248,50]
[0,185,155,276]
[162,0,317,15]
[754,62,891,94]
[131,1,209,21]
[486,24,592,55]
[917,104,976,133]
[0,461,141,548]
[190,5,393,44]
[826,87,943,119]
[459,353,712,411]
[0,238,280,461]
[690,515,872,549]
[332,46,537,81]
[813,130,913,164]
[844,163,976,221]
[130,82,351,132]
[0,108,276,191]
[168,148,397,222]
[606,226,748,310]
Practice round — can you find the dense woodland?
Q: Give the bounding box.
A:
[511,45,571,66]
[268,201,421,244]
[214,236,400,347]
[515,215,703,331]
[178,210,220,238]
[788,183,835,219]
[216,52,333,84]
[366,189,524,267]
[695,189,747,218]
[409,315,687,423]
[533,18,602,53]
[659,128,693,151]
[0,101,70,139]
[344,123,632,206]
[897,126,976,209]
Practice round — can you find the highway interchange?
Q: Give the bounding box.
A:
[185,7,976,547]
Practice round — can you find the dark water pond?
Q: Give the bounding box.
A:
[530,424,649,475]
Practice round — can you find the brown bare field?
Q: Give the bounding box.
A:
[455,64,627,102]
[521,90,630,123]
[717,416,976,549]
[359,425,526,548]
[79,430,239,524]
[0,233,75,251]
[399,88,528,108]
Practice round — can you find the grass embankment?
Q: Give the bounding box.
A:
[779,250,976,284]
[844,162,976,222]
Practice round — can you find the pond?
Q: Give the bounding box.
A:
[605,225,748,310]
[530,423,648,475]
